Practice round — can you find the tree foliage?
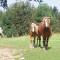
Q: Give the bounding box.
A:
[0,1,60,37]
[2,2,34,37]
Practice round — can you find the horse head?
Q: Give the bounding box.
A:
[31,23,38,34]
[42,17,51,28]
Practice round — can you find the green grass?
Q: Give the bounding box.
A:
[0,36,30,48]
[0,33,60,60]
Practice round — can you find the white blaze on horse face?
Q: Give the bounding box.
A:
[45,19,49,27]
[43,17,50,27]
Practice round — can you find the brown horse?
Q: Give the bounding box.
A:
[29,23,39,48]
[29,17,52,49]
[38,17,52,50]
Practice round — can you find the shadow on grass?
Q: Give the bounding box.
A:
[34,44,52,50]
[48,47,52,50]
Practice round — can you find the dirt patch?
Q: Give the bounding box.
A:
[0,48,24,60]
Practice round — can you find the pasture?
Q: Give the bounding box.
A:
[0,33,60,60]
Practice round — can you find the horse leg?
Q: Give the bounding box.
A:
[38,36,41,47]
[33,37,35,47]
[30,35,35,48]
[45,37,49,50]
[37,36,41,47]
[43,37,46,48]
[37,37,39,46]
[30,36,33,48]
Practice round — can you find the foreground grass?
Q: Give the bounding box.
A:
[0,33,60,60]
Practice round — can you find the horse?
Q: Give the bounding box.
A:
[38,17,52,50]
[29,23,39,48]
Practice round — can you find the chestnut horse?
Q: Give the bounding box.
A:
[29,17,52,49]
[29,23,39,48]
[38,17,52,50]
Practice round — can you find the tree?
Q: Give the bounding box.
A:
[34,4,53,22]
[0,0,7,9]
[53,6,58,17]
[0,1,60,37]
[2,2,34,37]
[29,0,43,3]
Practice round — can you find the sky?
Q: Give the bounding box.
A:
[43,0,60,11]
[0,0,60,11]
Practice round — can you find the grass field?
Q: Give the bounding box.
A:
[0,33,60,60]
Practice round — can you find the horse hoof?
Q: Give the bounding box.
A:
[45,47,48,50]
[30,45,34,48]
[39,45,41,47]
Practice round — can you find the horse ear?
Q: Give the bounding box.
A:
[42,17,46,22]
